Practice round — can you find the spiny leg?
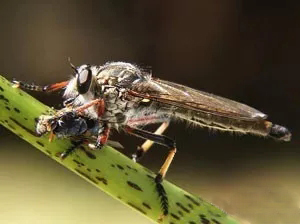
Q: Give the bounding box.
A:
[59,139,86,159]
[124,125,176,180]
[132,122,169,162]
[124,126,176,218]
[12,80,69,92]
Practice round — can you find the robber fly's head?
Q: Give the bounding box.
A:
[64,64,98,99]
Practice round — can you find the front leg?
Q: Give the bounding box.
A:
[59,139,86,159]
[89,123,111,150]
[12,79,69,92]
[75,98,105,117]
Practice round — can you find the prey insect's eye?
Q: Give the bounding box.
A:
[77,68,92,94]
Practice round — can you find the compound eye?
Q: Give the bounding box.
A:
[77,68,92,94]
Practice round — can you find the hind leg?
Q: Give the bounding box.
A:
[132,122,169,162]
[124,125,176,219]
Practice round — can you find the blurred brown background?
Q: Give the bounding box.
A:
[0,1,299,223]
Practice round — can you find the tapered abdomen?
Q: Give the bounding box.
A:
[172,108,291,141]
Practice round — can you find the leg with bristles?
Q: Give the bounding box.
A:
[12,80,69,92]
[124,125,176,219]
[75,99,105,117]
[132,122,169,162]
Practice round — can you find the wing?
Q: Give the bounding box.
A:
[129,78,267,121]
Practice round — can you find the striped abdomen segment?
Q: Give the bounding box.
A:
[172,108,291,141]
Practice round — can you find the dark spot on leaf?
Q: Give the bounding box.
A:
[14,108,20,113]
[75,168,98,185]
[9,117,40,137]
[184,194,200,206]
[87,168,91,172]
[73,159,81,166]
[170,213,180,220]
[127,202,146,215]
[212,219,221,224]
[117,164,124,170]
[146,174,154,180]
[96,169,100,172]
[208,210,222,217]
[176,202,190,213]
[0,95,9,102]
[5,106,10,110]
[127,181,143,191]
[79,147,96,159]
[46,150,52,155]
[96,176,108,185]
[126,165,138,172]
[0,86,3,91]
[36,141,45,147]
[7,123,16,130]
[142,202,151,210]
[188,203,194,210]
[200,215,210,224]
[111,164,115,168]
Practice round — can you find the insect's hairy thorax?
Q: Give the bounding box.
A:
[63,62,151,125]
[64,62,150,102]
[95,62,148,87]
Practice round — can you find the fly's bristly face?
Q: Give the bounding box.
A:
[63,64,99,107]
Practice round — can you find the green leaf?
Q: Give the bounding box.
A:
[0,75,242,224]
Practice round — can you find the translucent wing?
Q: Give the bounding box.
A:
[130,78,267,121]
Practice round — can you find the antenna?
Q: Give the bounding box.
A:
[68,57,77,74]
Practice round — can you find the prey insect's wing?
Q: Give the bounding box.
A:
[130,78,267,121]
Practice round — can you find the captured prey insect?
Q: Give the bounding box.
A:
[14,61,292,218]
[36,108,124,159]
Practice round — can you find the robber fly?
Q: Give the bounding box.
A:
[14,61,291,218]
